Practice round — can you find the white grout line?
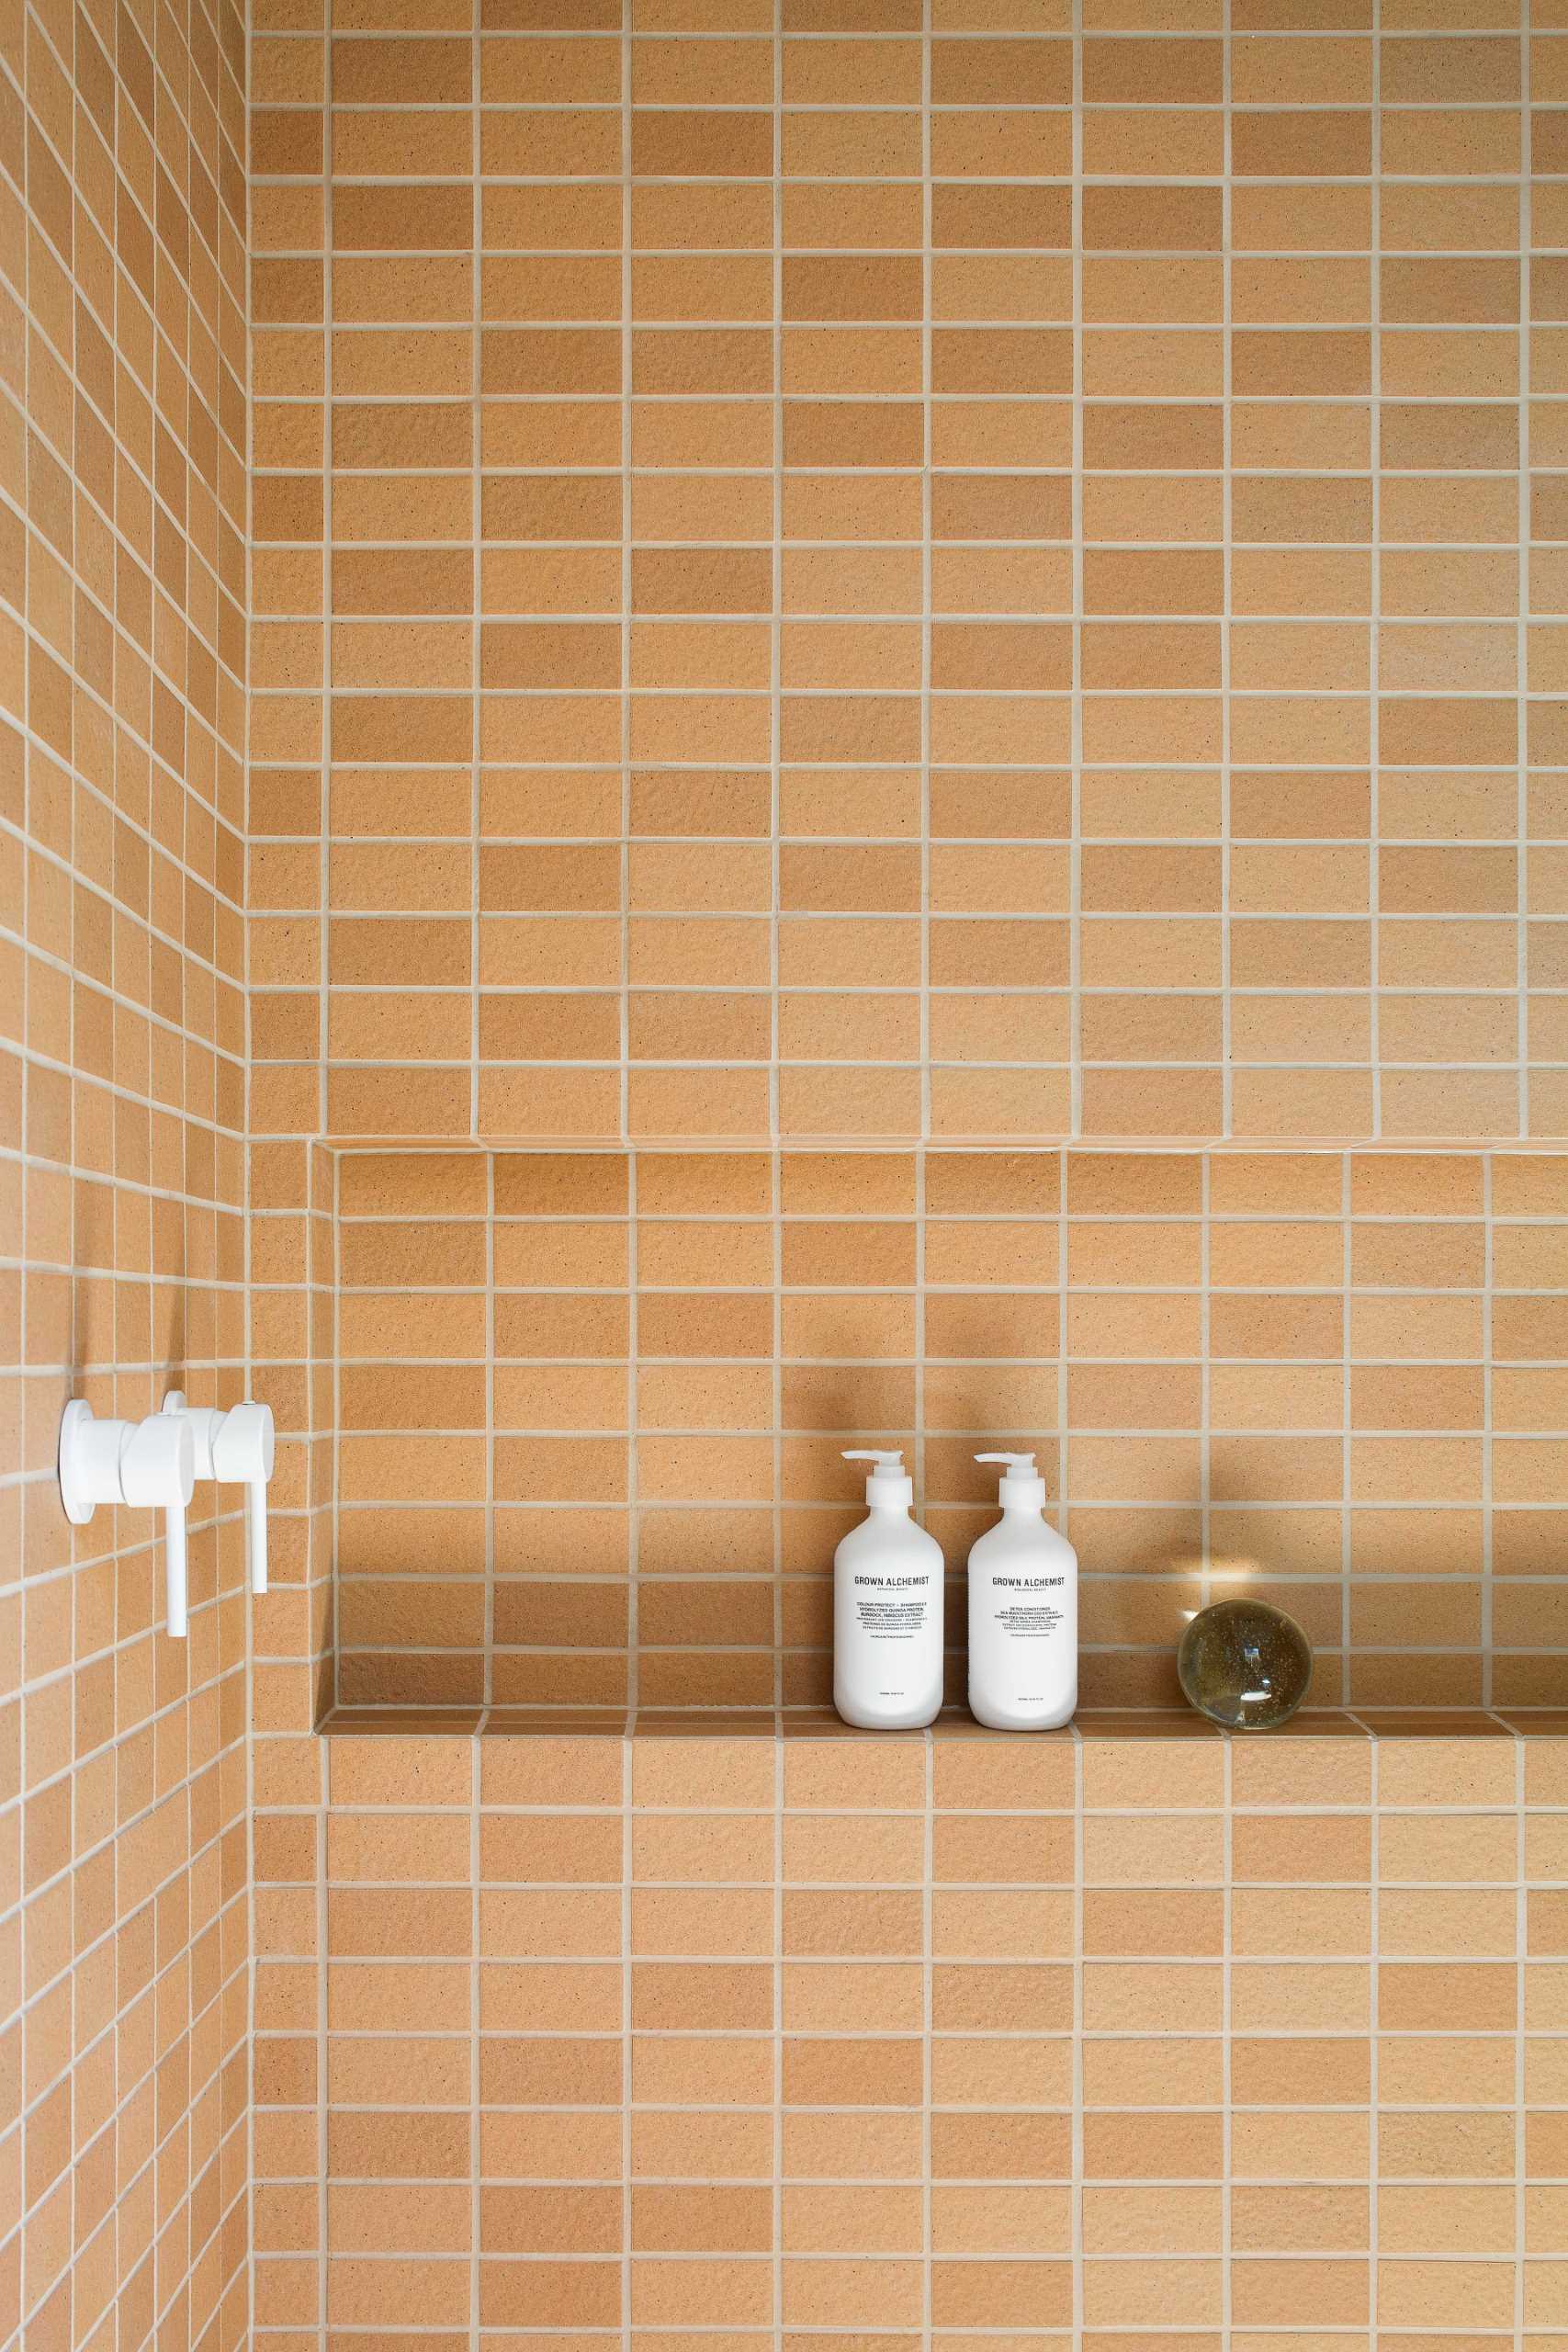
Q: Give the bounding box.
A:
[471,6,483,1156]
[621,0,635,1158]
[243,0,258,2314]
[325,0,344,1738]
[921,1724,933,2352]
[919,0,933,1159]
[1341,1149,1353,1708]
[1370,0,1382,1148]
[622,1725,634,2352]
[1483,1147,1495,1707]
[1070,1731,1085,2350]
[318,1732,331,2346]
[1213,1143,1222,1636]
[320,17,335,1159]
[768,1,785,1734]
[1515,1724,1528,2347]
[470,1728,482,2350]
[626,1148,639,1723]
[485,1148,497,1714]
[1220,0,1233,1149]
[1068,0,1084,1148]
[1368,1728,1381,2352]
[769,0,784,1167]
[1221,1729,1233,2352]
[773,1723,784,2352]
[1519,0,1533,1143]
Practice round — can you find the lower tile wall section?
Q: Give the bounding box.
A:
[321,1145,1568,1715]
[253,1723,1568,2345]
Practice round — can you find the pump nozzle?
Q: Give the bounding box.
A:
[976,1450,1047,1508]
[843,1448,913,1508]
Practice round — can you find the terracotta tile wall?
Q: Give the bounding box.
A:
[250,1722,1568,2343]
[318,1144,1568,1714]
[245,0,1567,1148]
[242,0,1568,1725]
[251,1132,337,1741]
[0,0,251,2335]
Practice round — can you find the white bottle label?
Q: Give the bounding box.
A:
[987,1574,1067,1640]
[853,1572,933,1638]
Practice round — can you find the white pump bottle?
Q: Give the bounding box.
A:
[833,1450,945,1730]
[966,1453,1077,1730]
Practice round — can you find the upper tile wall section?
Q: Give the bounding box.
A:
[250,0,1565,1146]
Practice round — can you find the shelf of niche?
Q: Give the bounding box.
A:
[318,1135,1568,1156]
[314,1703,1568,1741]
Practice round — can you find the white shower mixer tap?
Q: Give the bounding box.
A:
[162,1391,275,1596]
[59,1401,196,1636]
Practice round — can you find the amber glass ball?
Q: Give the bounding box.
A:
[1177,1598,1314,1730]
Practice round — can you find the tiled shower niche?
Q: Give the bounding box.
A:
[320,1143,1568,1715]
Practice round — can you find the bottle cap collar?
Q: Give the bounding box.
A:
[844,1448,913,1507]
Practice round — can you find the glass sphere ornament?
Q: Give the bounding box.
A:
[1177,1597,1314,1730]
